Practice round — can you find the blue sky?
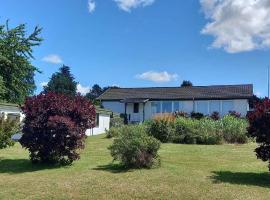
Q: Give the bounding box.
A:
[1,0,269,96]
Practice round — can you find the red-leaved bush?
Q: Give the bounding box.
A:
[247,98,270,171]
[19,92,96,165]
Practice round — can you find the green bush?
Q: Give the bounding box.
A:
[221,115,248,144]
[0,117,20,149]
[173,118,223,145]
[109,125,161,168]
[105,127,119,138]
[145,116,248,145]
[145,119,175,143]
[110,117,124,128]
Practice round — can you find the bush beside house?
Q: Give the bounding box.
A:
[0,116,20,149]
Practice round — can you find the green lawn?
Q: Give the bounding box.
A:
[0,135,269,200]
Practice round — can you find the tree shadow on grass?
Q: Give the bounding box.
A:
[210,171,270,188]
[92,163,131,174]
[0,158,62,174]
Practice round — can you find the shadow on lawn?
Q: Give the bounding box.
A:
[93,163,131,173]
[0,158,61,174]
[211,171,270,188]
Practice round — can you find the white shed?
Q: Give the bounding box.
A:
[85,107,112,136]
[0,102,24,122]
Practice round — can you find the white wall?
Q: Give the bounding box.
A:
[0,105,24,122]
[102,99,250,122]
[86,114,110,136]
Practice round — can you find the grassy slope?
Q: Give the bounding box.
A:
[0,135,269,200]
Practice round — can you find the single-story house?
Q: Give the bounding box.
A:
[86,107,112,136]
[97,84,253,124]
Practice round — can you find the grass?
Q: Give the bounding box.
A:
[0,135,270,200]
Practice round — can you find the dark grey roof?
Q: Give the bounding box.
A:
[97,84,253,101]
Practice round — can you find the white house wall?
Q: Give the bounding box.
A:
[0,105,24,122]
[86,114,110,136]
[102,99,250,122]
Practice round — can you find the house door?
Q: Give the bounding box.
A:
[130,103,140,123]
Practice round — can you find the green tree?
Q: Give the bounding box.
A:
[44,65,77,96]
[181,80,193,87]
[0,21,42,104]
[0,75,6,100]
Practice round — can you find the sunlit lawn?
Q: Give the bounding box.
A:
[0,135,269,200]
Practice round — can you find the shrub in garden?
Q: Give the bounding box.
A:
[221,115,248,144]
[191,112,204,120]
[173,111,189,118]
[110,117,124,128]
[247,98,270,171]
[19,92,96,165]
[210,112,220,121]
[145,115,175,143]
[105,127,119,138]
[109,125,160,168]
[228,111,241,118]
[0,117,20,149]
[173,117,223,144]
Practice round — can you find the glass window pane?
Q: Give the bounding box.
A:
[222,101,234,115]
[162,101,172,113]
[196,101,209,115]
[210,101,220,114]
[151,102,161,114]
[173,102,179,112]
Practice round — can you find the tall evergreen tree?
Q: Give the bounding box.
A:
[44,65,77,96]
[0,21,42,103]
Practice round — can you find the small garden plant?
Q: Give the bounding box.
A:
[19,92,96,165]
[109,125,161,168]
[0,116,20,149]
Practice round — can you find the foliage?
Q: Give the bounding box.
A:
[181,80,193,87]
[247,98,270,171]
[0,116,20,149]
[0,75,6,100]
[173,111,189,118]
[109,125,160,168]
[221,115,248,143]
[191,112,204,120]
[19,92,96,165]
[105,127,119,138]
[228,111,241,118]
[110,116,124,128]
[44,65,77,96]
[210,111,220,120]
[173,117,223,145]
[145,114,248,145]
[145,118,175,143]
[0,21,42,103]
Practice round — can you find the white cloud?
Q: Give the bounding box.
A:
[77,84,90,95]
[114,0,155,12]
[255,91,262,97]
[200,0,270,53]
[136,71,178,83]
[40,82,48,87]
[88,0,96,13]
[42,54,63,64]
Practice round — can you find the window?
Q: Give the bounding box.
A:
[209,101,221,114]
[133,103,139,113]
[196,101,209,115]
[222,100,234,115]
[95,114,99,127]
[151,102,161,114]
[162,101,172,113]
[173,102,180,112]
